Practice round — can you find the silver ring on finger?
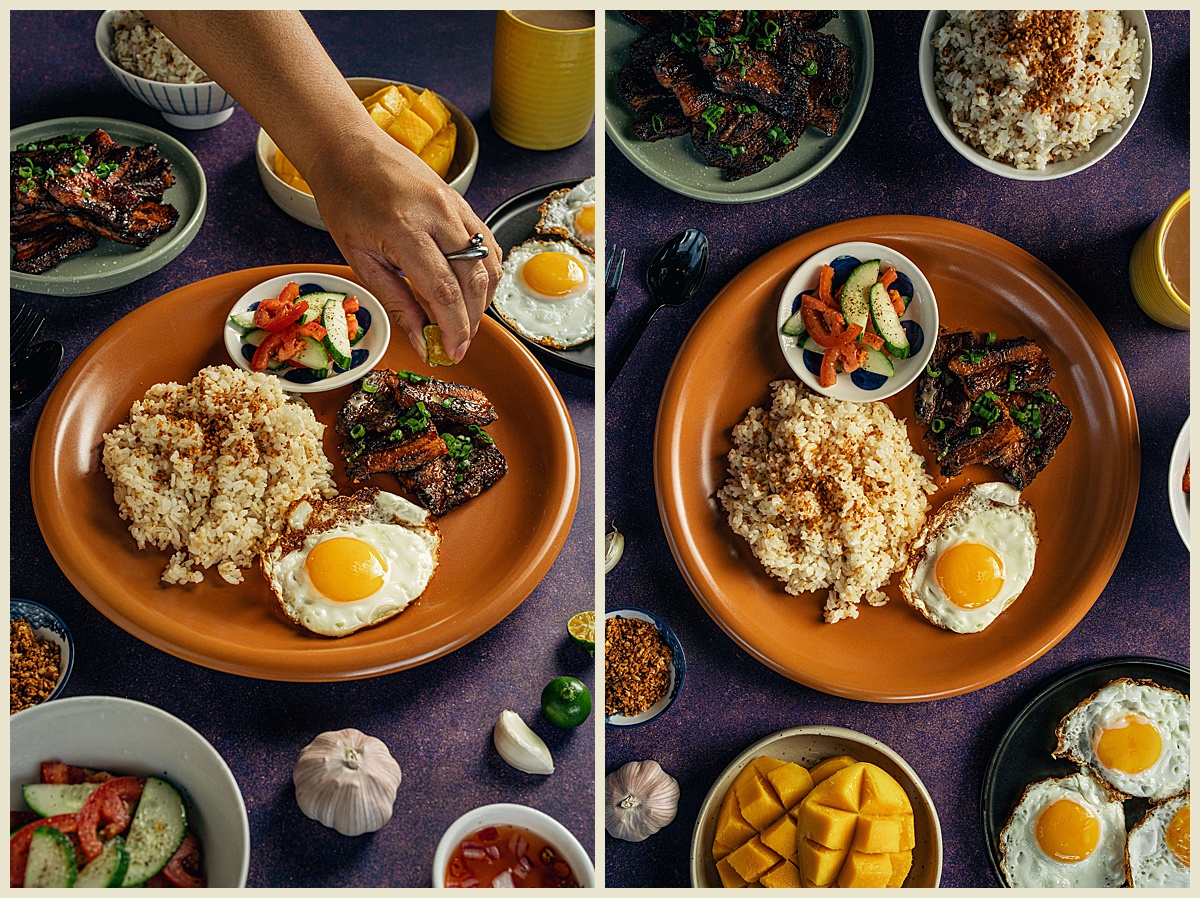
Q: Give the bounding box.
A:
[443,233,489,262]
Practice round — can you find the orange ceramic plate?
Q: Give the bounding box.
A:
[655,216,1139,702]
[32,265,580,681]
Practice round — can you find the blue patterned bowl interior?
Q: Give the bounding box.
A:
[604,607,686,728]
[10,599,74,704]
[237,281,374,384]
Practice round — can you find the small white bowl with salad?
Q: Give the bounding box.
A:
[777,241,938,402]
[224,271,391,393]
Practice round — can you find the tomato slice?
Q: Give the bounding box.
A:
[838,342,863,374]
[40,761,68,784]
[11,814,78,886]
[296,320,327,341]
[253,296,308,332]
[77,777,144,862]
[819,348,839,388]
[818,264,835,304]
[800,294,863,349]
[162,831,206,888]
[250,330,287,371]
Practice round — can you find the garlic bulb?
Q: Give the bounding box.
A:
[605,759,679,842]
[293,728,402,836]
[494,709,555,775]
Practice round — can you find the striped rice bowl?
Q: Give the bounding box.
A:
[933,10,1143,170]
[111,10,210,84]
[101,366,338,585]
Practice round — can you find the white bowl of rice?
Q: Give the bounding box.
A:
[95,10,237,130]
[919,10,1151,180]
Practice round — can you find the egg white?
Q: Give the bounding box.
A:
[1054,678,1190,801]
[900,481,1038,633]
[1127,793,1190,888]
[262,490,439,637]
[999,772,1127,888]
[493,238,595,349]
[537,176,595,254]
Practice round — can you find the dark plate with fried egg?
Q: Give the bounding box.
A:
[981,656,1190,887]
[484,179,595,377]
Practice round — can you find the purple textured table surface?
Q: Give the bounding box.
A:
[10,11,595,888]
[605,10,1189,889]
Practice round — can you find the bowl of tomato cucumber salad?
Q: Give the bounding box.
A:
[10,695,249,888]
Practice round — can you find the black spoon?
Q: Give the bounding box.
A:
[11,340,64,412]
[606,228,709,391]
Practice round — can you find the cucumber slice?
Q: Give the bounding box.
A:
[243,329,268,348]
[75,835,130,888]
[839,260,879,331]
[24,826,77,888]
[227,310,258,333]
[22,782,101,817]
[321,295,353,369]
[860,345,896,377]
[292,335,332,376]
[869,281,910,359]
[801,337,826,355]
[780,307,807,339]
[122,778,187,887]
[297,291,344,325]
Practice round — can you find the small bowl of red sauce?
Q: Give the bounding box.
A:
[432,803,595,888]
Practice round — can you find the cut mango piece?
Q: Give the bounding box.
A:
[386,106,435,153]
[366,102,393,128]
[809,755,857,784]
[418,122,456,179]
[396,83,422,107]
[766,762,814,810]
[413,87,452,134]
[363,84,405,115]
[726,836,780,884]
[716,857,751,889]
[887,850,913,887]
[715,790,758,852]
[854,815,904,854]
[838,849,894,889]
[759,814,798,861]
[759,859,801,889]
[735,774,785,831]
[798,838,847,887]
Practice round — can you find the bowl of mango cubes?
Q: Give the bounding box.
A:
[256,76,478,230]
[690,726,942,889]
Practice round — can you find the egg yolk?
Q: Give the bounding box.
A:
[934,541,1004,608]
[521,251,587,298]
[1094,714,1162,774]
[305,537,387,602]
[1035,798,1100,863]
[574,203,595,239]
[1167,804,1190,868]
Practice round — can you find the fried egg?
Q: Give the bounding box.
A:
[1127,793,1190,887]
[1053,678,1190,802]
[536,176,595,255]
[259,488,439,637]
[999,772,1127,888]
[898,481,1038,633]
[493,238,595,349]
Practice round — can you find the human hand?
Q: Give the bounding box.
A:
[305,125,502,363]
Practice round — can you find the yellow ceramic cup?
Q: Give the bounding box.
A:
[490,10,595,150]
[1129,189,1190,330]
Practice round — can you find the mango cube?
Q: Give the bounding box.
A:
[366,102,393,128]
[887,850,913,888]
[362,84,405,115]
[759,814,798,861]
[759,860,801,889]
[418,122,457,179]
[716,857,751,889]
[809,755,857,784]
[385,106,435,154]
[838,850,894,888]
[735,774,785,831]
[726,836,780,883]
[396,83,422,107]
[766,762,814,810]
[413,87,452,134]
[797,839,847,887]
[854,814,904,854]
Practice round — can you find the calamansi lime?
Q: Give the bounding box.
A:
[541,676,592,729]
[567,611,595,657]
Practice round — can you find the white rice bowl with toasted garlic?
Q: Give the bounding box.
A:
[101,365,337,585]
[932,10,1143,170]
[719,380,936,623]
[111,10,211,84]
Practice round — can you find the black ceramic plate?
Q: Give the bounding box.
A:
[981,656,1190,886]
[483,180,595,377]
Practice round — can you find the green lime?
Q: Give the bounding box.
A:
[541,676,592,729]
[567,611,595,657]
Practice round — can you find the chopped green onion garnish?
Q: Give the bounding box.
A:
[986,331,997,344]
[925,363,942,377]
[969,426,982,436]
[350,424,365,439]
[930,418,946,434]
[802,60,818,76]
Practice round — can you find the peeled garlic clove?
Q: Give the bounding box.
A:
[494,709,555,775]
[604,526,625,574]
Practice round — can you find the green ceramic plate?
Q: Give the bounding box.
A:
[11,117,207,296]
[604,11,874,204]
